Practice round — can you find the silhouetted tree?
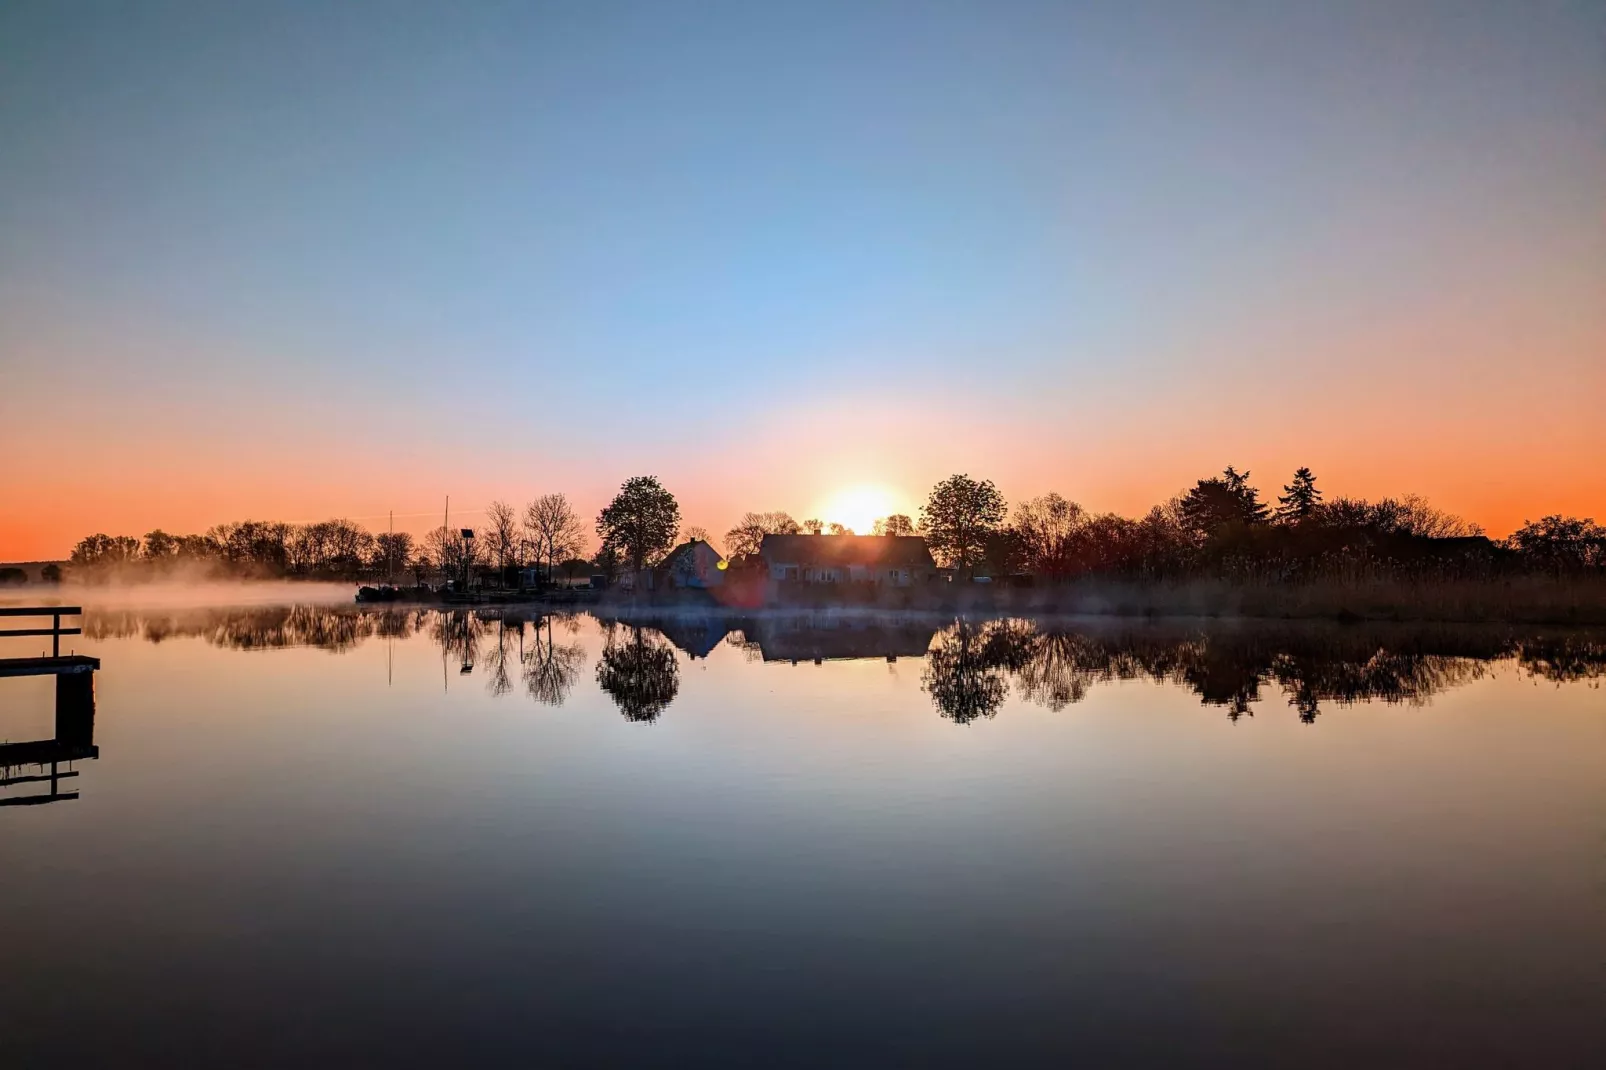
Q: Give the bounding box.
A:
[373,532,413,580]
[725,511,800,558]
[1012,493,1086,578]
[71,534,142,568]
[872,514,915,537]
[594,543,621,585]
[983,527,1026,578]
[1394,494,1483,538]
[142,529,179,562]
[40,563,62,584]
[1275,467,1322,524]
[826,522,853,536]
[525,493,586,581]
[208,520,292,574]
[596,477,680,581]
[682,525,711,546]
[802,518,824,535]
[424,525,481,583]
[1180,467,1268,535]
[483,500,522,574]
[1508,514,1606,573]
[921,474,1006,573]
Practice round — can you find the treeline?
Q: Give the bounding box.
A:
[53,467,1606,587]
[718,467,1603,581]
[911,468,1602,582]
[63,492,596,584]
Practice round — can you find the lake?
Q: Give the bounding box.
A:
[3,602,1603,1067]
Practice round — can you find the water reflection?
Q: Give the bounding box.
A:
[0,669,98,806]
[521,616,585,706]
[732,612,938,663]
[595,623,680,722]
[75,605,1606,724]
[922,620,1019,724]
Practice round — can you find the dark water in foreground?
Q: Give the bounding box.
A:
[3,605,1603,1067]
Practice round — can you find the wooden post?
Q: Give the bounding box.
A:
[52,610,60,657]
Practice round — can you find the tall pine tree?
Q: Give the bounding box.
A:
[1180,466,1269,535]
[1276,467,1322,524]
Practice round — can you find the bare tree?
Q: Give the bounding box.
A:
[424,525,481,584]
[525,493,587,581]
[683,525,711,545]
[802,518,824,535]
[484,500,522,574]
[724,511,800,558]
[373,532,414,580]
[872,514,915,537]
[1013,493,1086,579]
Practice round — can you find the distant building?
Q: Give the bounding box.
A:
[655,539,727,589]
[758,534,936,586]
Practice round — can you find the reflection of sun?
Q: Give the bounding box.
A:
[820,485,898,535]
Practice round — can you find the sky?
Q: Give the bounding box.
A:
[2,0,1602,558]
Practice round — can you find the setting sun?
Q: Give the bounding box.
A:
[818,485,903,535]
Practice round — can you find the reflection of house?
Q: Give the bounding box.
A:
[649,617,732,659]
[759,535,935,585]
[744,615,938,662]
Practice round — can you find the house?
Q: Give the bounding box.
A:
[758,534,936,586]
[655,539,727,589]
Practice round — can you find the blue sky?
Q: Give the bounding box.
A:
[2,1,1602,554]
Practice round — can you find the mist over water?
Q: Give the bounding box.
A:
[0,578,357,612]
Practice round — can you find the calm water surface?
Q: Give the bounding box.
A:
[3,604,1603,1067]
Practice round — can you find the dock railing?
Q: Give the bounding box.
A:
[0,605,85,657]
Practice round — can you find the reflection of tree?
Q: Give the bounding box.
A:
[917,619,1559,725]
[81,605,429,651]
[923,620,1021,724]
[1517,634,1606,685]
[596,625,679,722]
[523,616,585,706]
[1179,641,1273,721]
[1014,631,1098,710]
[483,620,519,697]
[430,611,485,674]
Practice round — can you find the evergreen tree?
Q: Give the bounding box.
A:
[1179,467,1268,535]
[1276,467,1322,524]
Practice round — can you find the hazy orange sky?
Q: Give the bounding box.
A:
[3,1,1603,559]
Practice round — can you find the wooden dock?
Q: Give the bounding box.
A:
[0,654,100,678]
[0,604,84,657]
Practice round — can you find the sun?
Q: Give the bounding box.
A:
[819,485,900,535]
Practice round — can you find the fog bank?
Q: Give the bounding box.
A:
[0,579,356,611]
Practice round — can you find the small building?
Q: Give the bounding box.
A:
[655,539,727,589]
[758,534,936,586]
